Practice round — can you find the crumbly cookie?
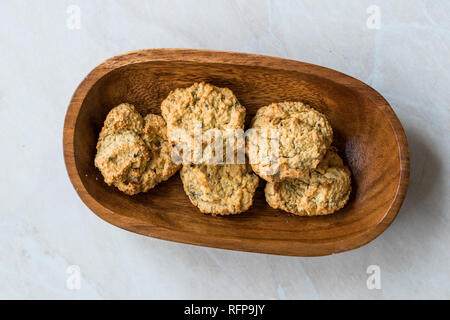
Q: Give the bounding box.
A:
[95,104,180,195]
[161,82,246,163]
[138,114,181,193]
[248,101,333,182]
[99,103,144,138]
[95,131,150,193]
[180,163,259,215]
[265,150,351,216]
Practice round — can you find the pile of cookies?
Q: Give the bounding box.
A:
[94,103,180,195]
[95,82,351,216]
[249,101,352,216]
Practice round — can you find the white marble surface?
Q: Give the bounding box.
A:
[1,0,449,299]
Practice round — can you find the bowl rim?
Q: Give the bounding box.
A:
[63,48,410,256]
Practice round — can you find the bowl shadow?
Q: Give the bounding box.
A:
[395,126,442,222]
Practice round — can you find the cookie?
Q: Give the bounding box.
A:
[95,131,150,193]
[138,114,181,193]
[161,82,246,164]
[248,101,333,182]
[99,103,144,138]
[180,163,259,215]
[94,104,180,195]
[265,150,351,216]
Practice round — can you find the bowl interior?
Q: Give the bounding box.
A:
[73,61,400,244]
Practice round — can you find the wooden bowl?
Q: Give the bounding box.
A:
[63,49,409,256]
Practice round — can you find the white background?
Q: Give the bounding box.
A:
[1,0,449,299]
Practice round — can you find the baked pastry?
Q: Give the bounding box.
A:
[248,101,333,182]
[180,163,259,215]
[94,103,180,195]
[95,131,150,193]
[265,150,351,216]
[161,82,246,164]
[131,114,181,193]
[99,103,144,138]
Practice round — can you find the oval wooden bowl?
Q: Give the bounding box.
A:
[63,49,409,256]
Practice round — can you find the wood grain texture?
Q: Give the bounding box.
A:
[63,49,409,256]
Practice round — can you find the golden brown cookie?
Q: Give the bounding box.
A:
[95,104,180,195]
[161,82,246,164]
[180,163,259,215]
[248,101,333,182]
[138,114,181,193]
[265,150,351,216]
[99,103,144,138]
[95,132,150,191]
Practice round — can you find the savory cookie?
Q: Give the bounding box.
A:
[265,150,351,216]
[248,101,333,182]
[161,82,246,163]
[95,104,180,195]
[180,163,259,215]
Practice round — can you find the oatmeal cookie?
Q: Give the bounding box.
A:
[95,131,150,194]
[180,163,259,215]
[265,150,351,216]
[248,101,333,182]
[99,103,144,138]
[95,104,180,195]
[161,82,246,163]
[138,114,181,193]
